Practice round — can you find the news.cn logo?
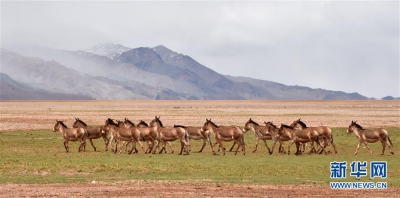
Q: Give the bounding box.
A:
[330,161,388,189]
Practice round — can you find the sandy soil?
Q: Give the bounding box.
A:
[1,180,399,197]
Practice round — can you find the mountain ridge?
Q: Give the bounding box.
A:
[1,44,369,100]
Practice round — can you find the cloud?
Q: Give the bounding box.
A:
[1,1,398,98]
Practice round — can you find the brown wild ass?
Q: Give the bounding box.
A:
[53,120,88,153]
[149,116,190,155]
[290,118,337,154]
[264,121,290,154]
[103,118,145,154]
[276,124,326,155]
[201,119,246,155]
[174,124,213,153]
[243,118,271,153]
[347,121,394,155]
[122,118,158,154]
[73,118,109,152]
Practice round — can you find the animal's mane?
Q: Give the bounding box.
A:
[58,121,68,128]
[107,118,119,127]
[174,124,187,128]
[353,122,364,130]
[207,120,219,128]
[138,120,149,127]
[125,119,135,127]
[155,118,163,127]
[75,119,87,127]
[295,120,307,128]
[266,121,277,128]
[247,119,259,126]
[281,124,294,129]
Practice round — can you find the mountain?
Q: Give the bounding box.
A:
[3,44,369,100]
[382,96,400,100]
[86,43,131,59]
[0,73,94,100]
[225,75,368,100]
[0,49,150,99]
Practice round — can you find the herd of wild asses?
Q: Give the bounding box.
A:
[52,117,394,156]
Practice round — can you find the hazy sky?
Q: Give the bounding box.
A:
[2,1,399,98]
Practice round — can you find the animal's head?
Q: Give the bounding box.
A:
[202,118,217,131]
[244,118,256,132]
[347,120,362,134]
[150,116,162,127]
[72,117,87,128]
[53,120,66,132]
[290,118,306,129]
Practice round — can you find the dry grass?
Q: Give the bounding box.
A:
[0,100,399,131]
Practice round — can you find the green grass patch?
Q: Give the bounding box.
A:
[0,128,399,186]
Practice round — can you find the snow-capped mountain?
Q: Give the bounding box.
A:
[86,43,131,59]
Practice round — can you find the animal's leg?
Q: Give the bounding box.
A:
[179,141,184,155]
[354,142,361,155]
[331,141,338,154]
[159,141,166,154]
[64,141,69,153]
[253,137,259,153]
[102,135,109,151]
[385,140,394,155]
[363,142,373,155]
[380,141,386,155]
[233,139,242,155]
[89,139,96,152]
[228,142,236,152]
[218,141,226,155]
[199,139,206,153]
[287,141,295,155]
[262,139,271,153]
[167,141,173,154]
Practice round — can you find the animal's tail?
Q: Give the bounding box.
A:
[388,135,393,147]
[185,130,190,145]
[84,128,89,137]
[331,133,334,143]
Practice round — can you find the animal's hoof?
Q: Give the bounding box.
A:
[391,152,394,155]
[252,150,256,153]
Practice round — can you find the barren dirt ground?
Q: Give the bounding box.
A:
[0,100,399,197]
[1,180,399,197]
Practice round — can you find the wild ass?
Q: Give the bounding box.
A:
[243,118,271,153]
[103,118,145,154]
[290,118,337,154]
[53,120,88,153]
[201,119,246,155]
[264,121,290,154]
[149,116,190,155]
[174,124,213,153]
[122,118,158,154]
[347,121,394,155]
[276,124,326,155]
[73,118,109,152]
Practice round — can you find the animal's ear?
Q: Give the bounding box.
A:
[56,119,58,122]
[157,116,160,119]
[206,118,209,121]
[354,120,357,123]
[250,118,252,121]
[299,118,301,121]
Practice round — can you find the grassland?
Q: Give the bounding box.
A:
[0,100,399,190]
[0,127,399,186]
